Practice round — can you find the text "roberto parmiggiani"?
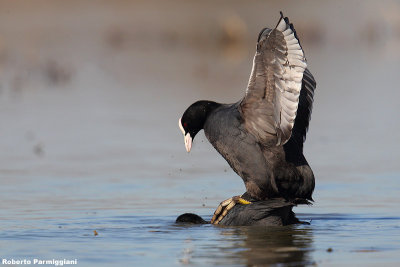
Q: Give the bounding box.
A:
[2,258,78,266]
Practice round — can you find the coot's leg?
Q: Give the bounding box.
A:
[211,195,251,224]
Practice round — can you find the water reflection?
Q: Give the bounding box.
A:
[216,226,314,266]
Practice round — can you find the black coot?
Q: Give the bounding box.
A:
[178,12,316,225]
[176,197,309,226]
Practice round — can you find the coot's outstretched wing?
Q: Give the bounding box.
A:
[240,13,309,146]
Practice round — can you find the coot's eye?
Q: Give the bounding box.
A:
[183,122,188,127]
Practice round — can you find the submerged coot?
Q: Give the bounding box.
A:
[178,12,317,225]
[176,197,309,226]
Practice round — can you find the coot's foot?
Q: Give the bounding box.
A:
[211,195,252,225]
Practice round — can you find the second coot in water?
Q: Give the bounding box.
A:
[178,12,317,225]
[176,197,308,226]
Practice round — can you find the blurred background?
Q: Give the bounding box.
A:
[0,0,399,266]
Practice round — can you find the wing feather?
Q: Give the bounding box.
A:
[290,68,317,149]
[240,12,311,146]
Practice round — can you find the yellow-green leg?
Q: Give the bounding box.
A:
[211,195,251,225]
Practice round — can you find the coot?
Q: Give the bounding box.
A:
[178,12,316,225]
[176,197,308,226]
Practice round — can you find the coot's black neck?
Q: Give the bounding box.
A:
[193,100,221,119]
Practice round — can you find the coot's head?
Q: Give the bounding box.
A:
[179,100,219,152]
